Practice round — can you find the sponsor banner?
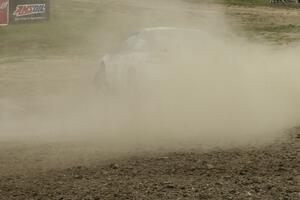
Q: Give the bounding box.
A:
[9,0,50,24]
[0,0,9,25]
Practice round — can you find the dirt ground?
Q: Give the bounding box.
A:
[0,129,299,200]
[0,0,300,199]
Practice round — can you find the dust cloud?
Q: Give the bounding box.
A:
[1,0,300,153]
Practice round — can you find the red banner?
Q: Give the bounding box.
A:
[0,0,9,25]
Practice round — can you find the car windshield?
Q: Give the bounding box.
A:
[118,27,206,53]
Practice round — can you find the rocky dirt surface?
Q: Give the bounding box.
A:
[0,130,299,200]
[1,1,300,200]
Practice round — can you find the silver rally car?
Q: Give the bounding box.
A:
[94,27,209,95]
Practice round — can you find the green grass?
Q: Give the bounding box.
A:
[246,24,300,43]
[0,0,103,58]
[0,0,299,60]
[220,0,300,7]
[221,0,267,6]
[249,24,300,33]
[186,0,268,6]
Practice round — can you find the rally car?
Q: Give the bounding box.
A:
[94,27,209,95]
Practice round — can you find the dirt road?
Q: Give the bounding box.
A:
[0,0,300,199]
[0,130,299,200]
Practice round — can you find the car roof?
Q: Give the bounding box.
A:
[105,27,207,56]
[124,27,206,48]
[129,26,205,37]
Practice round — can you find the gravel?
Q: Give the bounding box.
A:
[0,130,299,200]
